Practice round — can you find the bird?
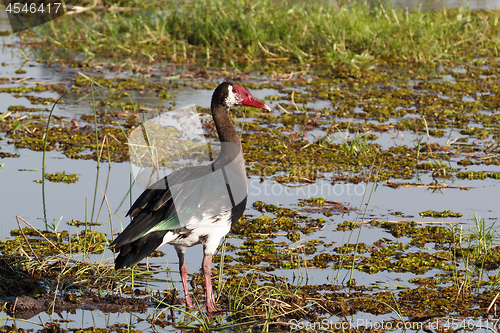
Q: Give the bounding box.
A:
[111,82,271,313]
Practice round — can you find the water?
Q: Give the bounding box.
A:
[1,3,500,332]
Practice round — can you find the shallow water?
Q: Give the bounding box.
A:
[0,4,500,331]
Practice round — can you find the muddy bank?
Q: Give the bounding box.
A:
[3,293,147,320]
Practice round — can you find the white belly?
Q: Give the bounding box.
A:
[160,210,232,255]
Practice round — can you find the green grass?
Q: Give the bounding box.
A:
[28,0,500,70]
[450,211,500,294]
[335,127,379,157]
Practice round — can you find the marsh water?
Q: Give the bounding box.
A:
[1,2,500,332]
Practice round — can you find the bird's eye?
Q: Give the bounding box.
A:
[233,89,238,93]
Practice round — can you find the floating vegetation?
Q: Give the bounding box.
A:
[389,211,404,217]
[0,152,19,158]
[295,197,326,206]
[337,220,358,231]
[67,219,100,227]
[419,210,464,218]
[106,92,130,100]
[44,171,79,183]
[370,221,456,247]
[233,205,324,238]
[456,171,500,180]
[0,62,498,184]
[2,227,107,256]
[7,105,50,112]
[158,91,172,100]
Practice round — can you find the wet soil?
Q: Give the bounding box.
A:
[0,256,148,319]
[4,294,147,320]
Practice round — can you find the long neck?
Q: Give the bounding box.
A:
[211,102,243,166]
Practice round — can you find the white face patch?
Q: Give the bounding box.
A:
[224,84,243,108]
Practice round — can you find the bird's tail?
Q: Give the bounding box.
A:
[112,231,166,269]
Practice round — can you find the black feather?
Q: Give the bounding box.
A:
[114,231,166,269]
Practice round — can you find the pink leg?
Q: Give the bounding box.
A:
[202,254,223,313]
[177,249,194,309]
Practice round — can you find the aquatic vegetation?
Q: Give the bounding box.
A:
[419,210,463,218]
[337,221,358,231]
[295,197,325,206]
[44,171,79,183]
[1,227,107,257]
[233,203,325,238]
[456,171,500,180]
[0,152,19,158]
[0,208,498,331]
[0,56,498,185]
